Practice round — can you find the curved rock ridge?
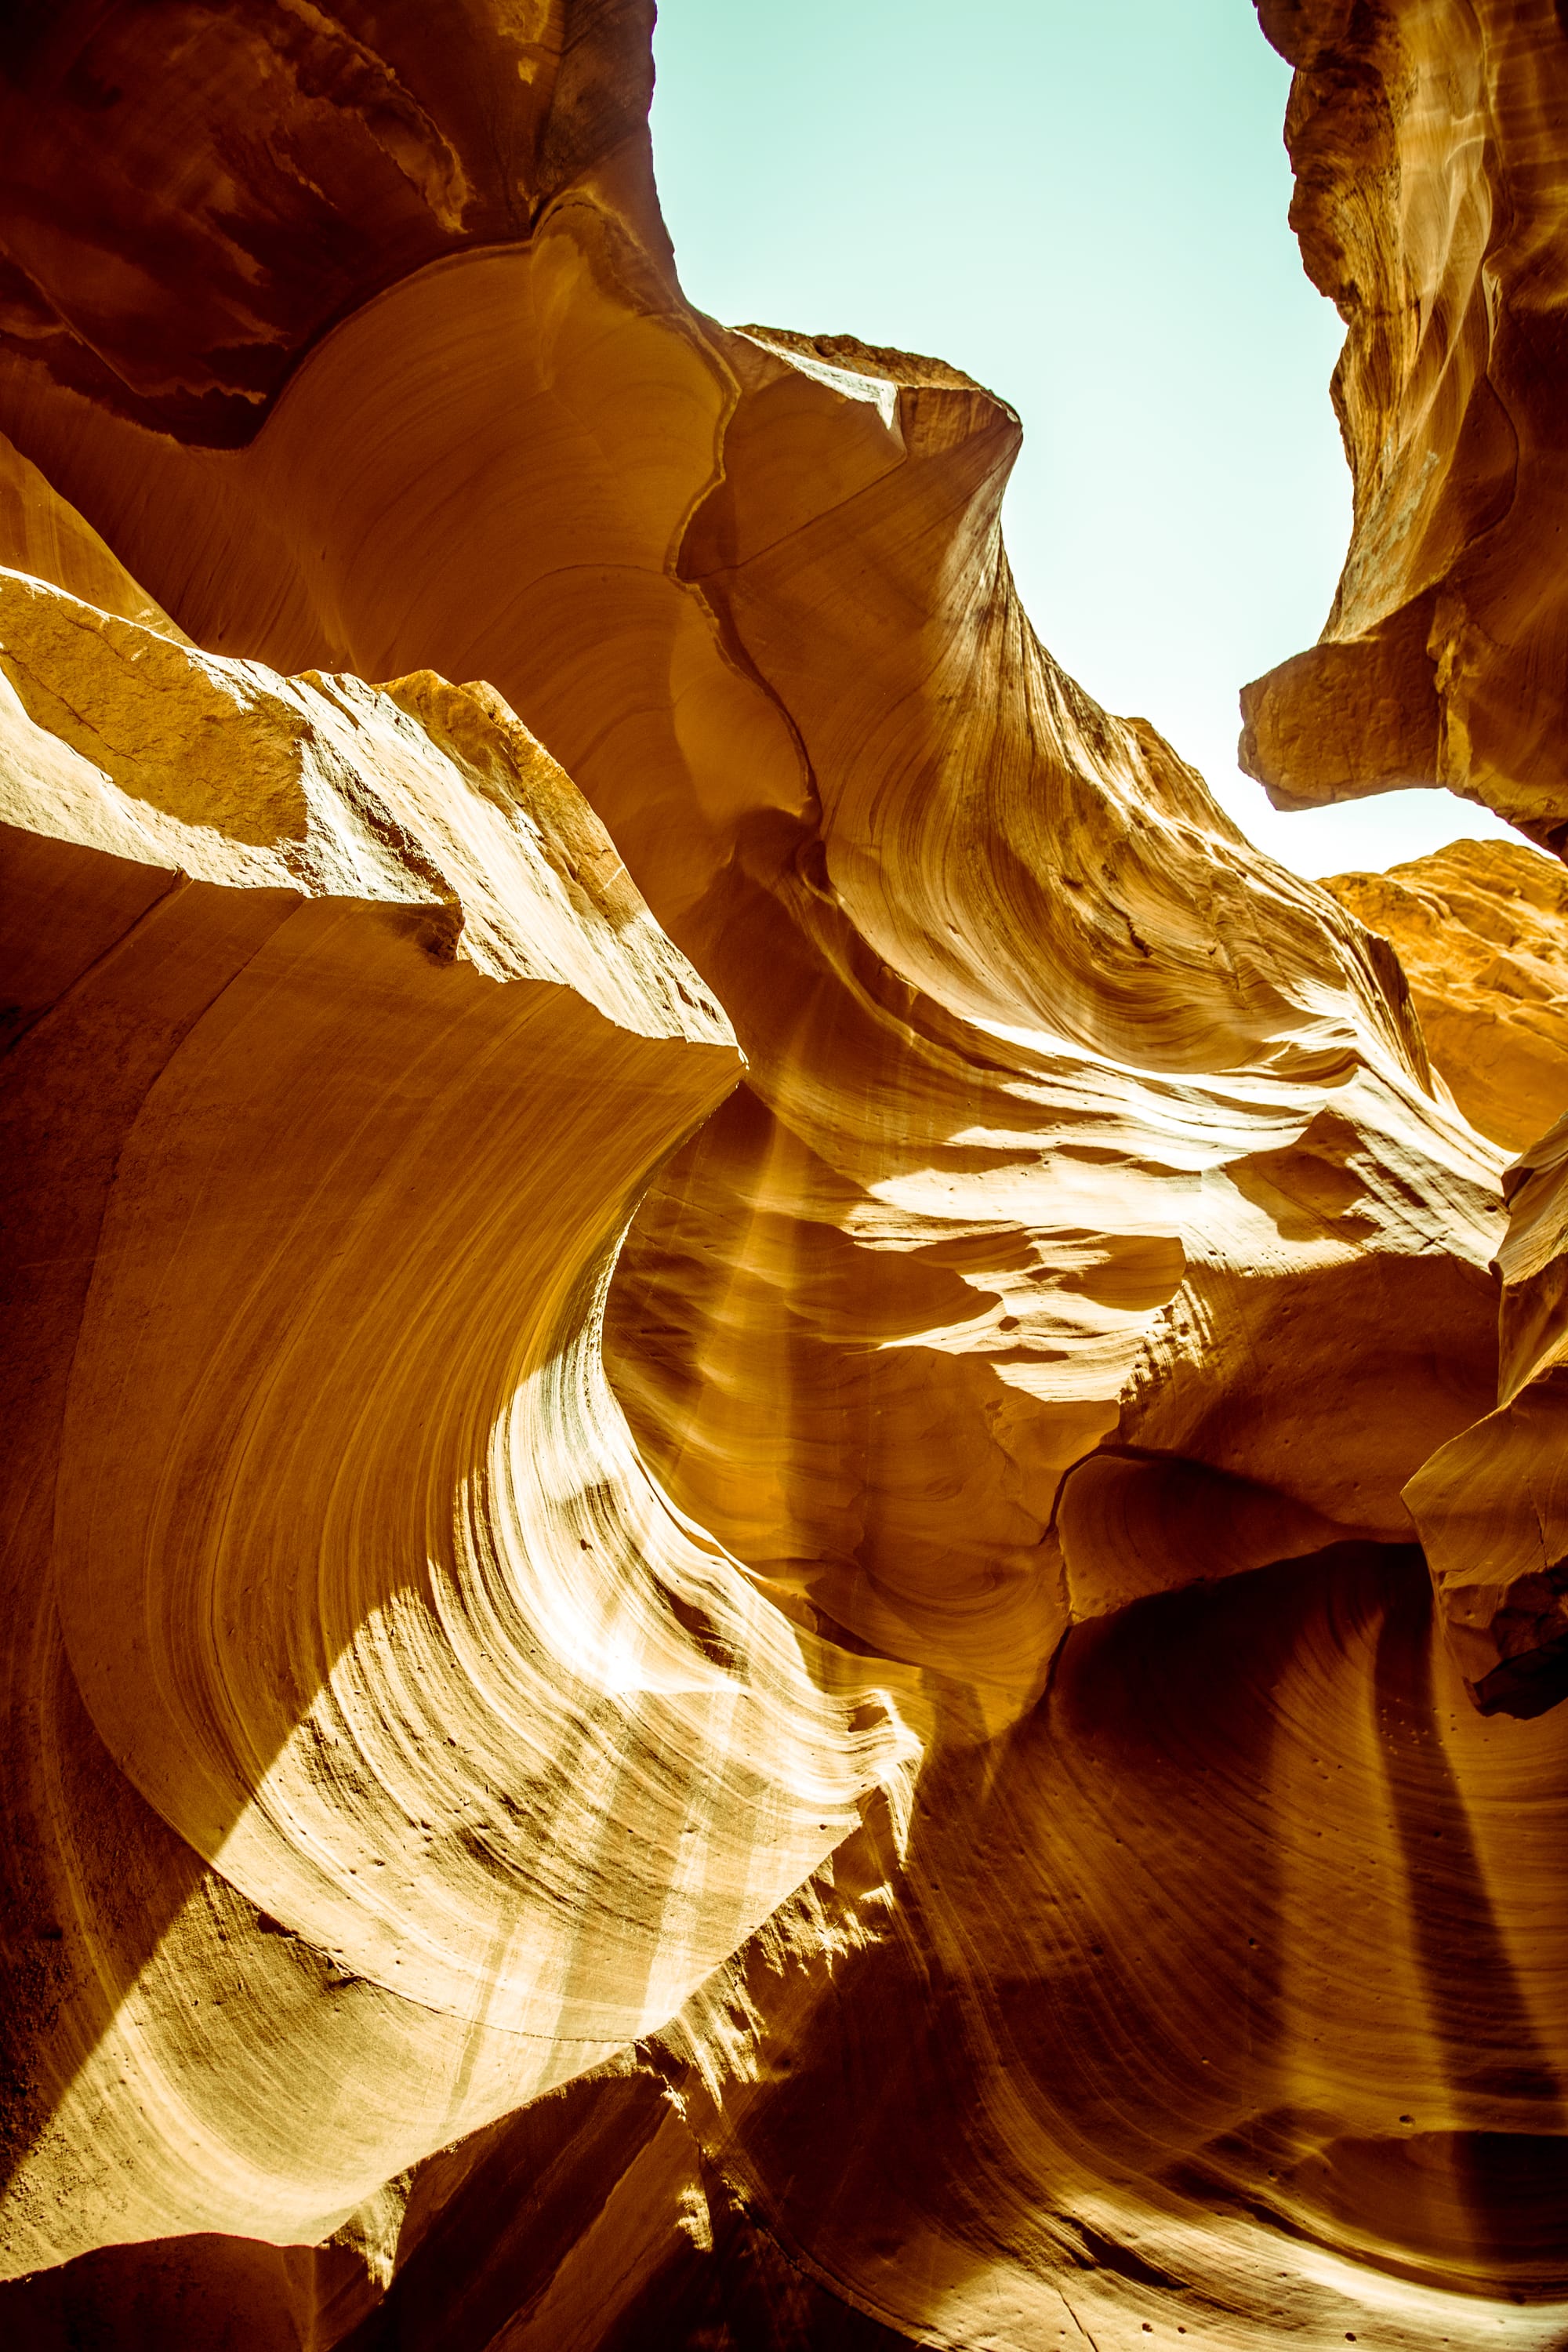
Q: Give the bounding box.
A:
[0,549,923,2270]
[1241,0,1568,852]
[0,5,1563,2346]
[655,1552,1568,2347]
[0,248,1507,1705]
[1407,1113,1568,1719]
[0,430,189,642]
[1322,837,1568,1153]
[1318,837,1568,1719]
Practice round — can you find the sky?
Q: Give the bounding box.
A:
[649,0,1521,881]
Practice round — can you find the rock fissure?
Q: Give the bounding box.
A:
[1,3,1566,2345]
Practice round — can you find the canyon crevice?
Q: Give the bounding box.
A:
[1,3,1566,2346]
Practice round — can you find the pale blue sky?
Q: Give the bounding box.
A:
[650,0,1519,880]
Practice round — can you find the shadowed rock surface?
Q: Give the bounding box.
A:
[1,3,1566,2346]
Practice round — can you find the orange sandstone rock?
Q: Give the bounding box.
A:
[0,544,919,2270]
[1242,0,1568,853]
[1323,837,1568,1151]
[0,5,1563,2347]
[1317,843,1568,1721]
[1407,1115,1568,1715]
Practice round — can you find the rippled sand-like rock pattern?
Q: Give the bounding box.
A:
[1240,0,1568,851]
[0,4,1565,2347]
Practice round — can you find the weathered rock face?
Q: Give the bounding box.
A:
[1323,837,1568,1152]
[0,5,1565,2348]
[1241,0,1568,854]
[2,550,931,2254]
[1318,835,1568,1716]
[1407,1112,1568,1717]
[1246,0,1568,1778]
[0,0,665,445]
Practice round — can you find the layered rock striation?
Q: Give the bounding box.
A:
[1321,837,1568,1717]
[0,4,1565,2347]
[1244,0,1568,1806]
[1323,837,1568,1154]
[1242,0,1568,851]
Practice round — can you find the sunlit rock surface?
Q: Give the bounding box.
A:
[1241,0,1568,853]
[0,4,1564,2347]
[1323,838,1568,1152]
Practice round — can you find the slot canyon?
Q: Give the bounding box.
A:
[2,2,1568,2344]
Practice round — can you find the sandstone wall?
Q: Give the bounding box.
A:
[0,5,1565,2345]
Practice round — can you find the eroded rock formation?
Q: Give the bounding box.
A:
[1243,0,1568,1845]
[0,3,1565,2346]
[1322,837,1568,1719]
[1241,0,1568,851]
[1323,838,1568,1153]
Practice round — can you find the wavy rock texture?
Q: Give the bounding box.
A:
[1241,0,1568,851]
[0,5,1564,2347]
[1407,1112,1568,1717]
[1,550,928,2269]
[1323,837,1568,1152]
